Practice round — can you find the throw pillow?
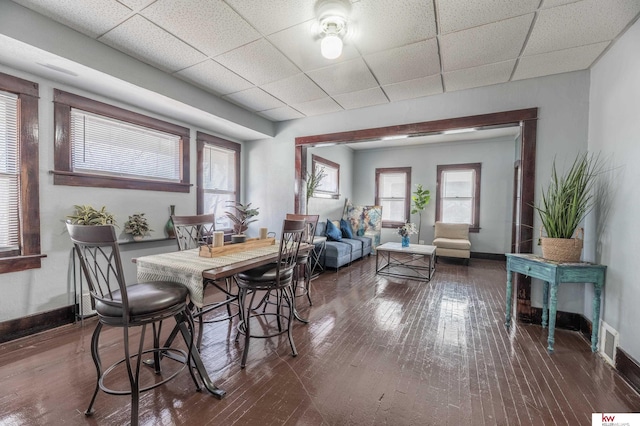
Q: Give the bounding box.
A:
[340,218,354,239]
[325,219,342,241]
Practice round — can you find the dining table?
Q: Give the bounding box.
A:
[134,242,312,398]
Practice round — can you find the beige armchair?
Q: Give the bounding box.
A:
[433,222,471,265]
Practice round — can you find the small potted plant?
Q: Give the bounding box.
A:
[225,201,259,243]
[67,205,117,226]
[124,213,152,241]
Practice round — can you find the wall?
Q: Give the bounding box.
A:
[0,64,237,322]
[588,18,640,361]
[247,70,591,312]
[306,145,355,222]
[352,137,516,253]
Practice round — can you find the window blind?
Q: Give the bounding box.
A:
[70,109,181,182]
[0,91,20,253]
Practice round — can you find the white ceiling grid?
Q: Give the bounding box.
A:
[10,0,640,121]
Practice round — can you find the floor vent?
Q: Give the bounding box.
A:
[599,321,618,366]
[80,291,96,317]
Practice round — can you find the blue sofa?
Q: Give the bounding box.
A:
[316,221,372,270]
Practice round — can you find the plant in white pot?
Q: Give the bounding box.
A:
[225,201,259,243]
[534,153,602,262]
[124,213,152,241]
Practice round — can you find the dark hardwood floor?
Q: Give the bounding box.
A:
[1,257,639,425]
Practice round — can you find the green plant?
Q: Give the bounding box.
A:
[67,205,116,226]
[226,201,259,235]
[305,166,327,213]
[124,213,152,237]
[410,184,431,242]
[534,153,603,239]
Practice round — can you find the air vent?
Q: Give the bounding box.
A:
[599,321,619,366]
[80,291,96,317]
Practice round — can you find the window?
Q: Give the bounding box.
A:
[436,163,481,232]
[311,154,339,198]
[53,89,190,192]
[197,132,240,232]
[0,72,43,273]
[375,167,411,228]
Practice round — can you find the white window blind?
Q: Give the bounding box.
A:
[70,109,181,182]
[379,172,407,222]
[441,169,474,224]
[0,91,19,253]
[203,144,236,230]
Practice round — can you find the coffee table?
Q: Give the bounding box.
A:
[375,242,436,282]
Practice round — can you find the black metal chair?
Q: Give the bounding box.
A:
[286,213,319,306]
[171,214,238,348]
[67,223,200,426]
[234,219,306,368]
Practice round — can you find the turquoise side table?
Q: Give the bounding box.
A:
[505,253,606,353]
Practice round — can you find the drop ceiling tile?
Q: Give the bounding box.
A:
[13,0,132,38]
[140,0,260,58]
[513,42,609,81]
[350,0,436,54]
[307,58,378,95]
[541,0,584,8]
[382,75,443,102]
[224,87,285,111]
[524,0,640,56]
[259,106,305,121]
[436,0,539,34]
[333,87,388,110]
[443,60,515,92]
[261,74,326,105]
[215,38,300,86]
[176,60,253,96]
[292,97,343,117]
[268,20,361,71]
[118,0,155,10]
[364,39,440,85]
[99,15,207,72]
[440,14,534,72]
[225,0,316,35]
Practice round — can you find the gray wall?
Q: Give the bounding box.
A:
[587,18,640,361]
[306,145,355,221]
[352,137,516,252]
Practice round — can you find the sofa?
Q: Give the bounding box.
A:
[432,222,471,265]
[316,220,372,270]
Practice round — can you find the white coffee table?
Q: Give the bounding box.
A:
[375,242,436,282]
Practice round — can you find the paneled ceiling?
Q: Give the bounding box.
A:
[10,0,640,122]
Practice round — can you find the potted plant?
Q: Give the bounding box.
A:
[410,184,431,243]
[124,213,152,241]
[534,152,603,262]
[67,205,117,226]
[304,166,327,213]
[225,201,259,243]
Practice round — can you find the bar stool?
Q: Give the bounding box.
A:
[234,219,306,368]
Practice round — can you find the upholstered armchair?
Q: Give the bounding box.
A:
[432,222,471,265]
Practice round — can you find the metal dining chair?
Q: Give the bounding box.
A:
[234,219,306,368]
[67,223,200,426]
[285,213,320,306]
[171,214,238,348]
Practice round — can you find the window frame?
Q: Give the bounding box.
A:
[0,72,44,273]
[52,89,190,192]
[196,132,240,234]
[311,154,340,199]
[375,167,411,229]
[436,162,481,233]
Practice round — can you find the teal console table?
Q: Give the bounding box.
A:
[505,253,606,353]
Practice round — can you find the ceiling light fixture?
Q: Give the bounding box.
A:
[320,16,346,60]
[316,0,351,60]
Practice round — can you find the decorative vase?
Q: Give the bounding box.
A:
[165,205,176,238]
[401,235,410,248]
[133,235,144,242]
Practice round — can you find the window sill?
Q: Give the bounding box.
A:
[0,254,47,274]
[50,170,191,193]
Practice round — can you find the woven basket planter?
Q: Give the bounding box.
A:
[540,237,583,262]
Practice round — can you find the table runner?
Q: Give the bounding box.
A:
[136,245,281,307]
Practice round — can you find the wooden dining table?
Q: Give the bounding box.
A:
[134,242,312,398]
